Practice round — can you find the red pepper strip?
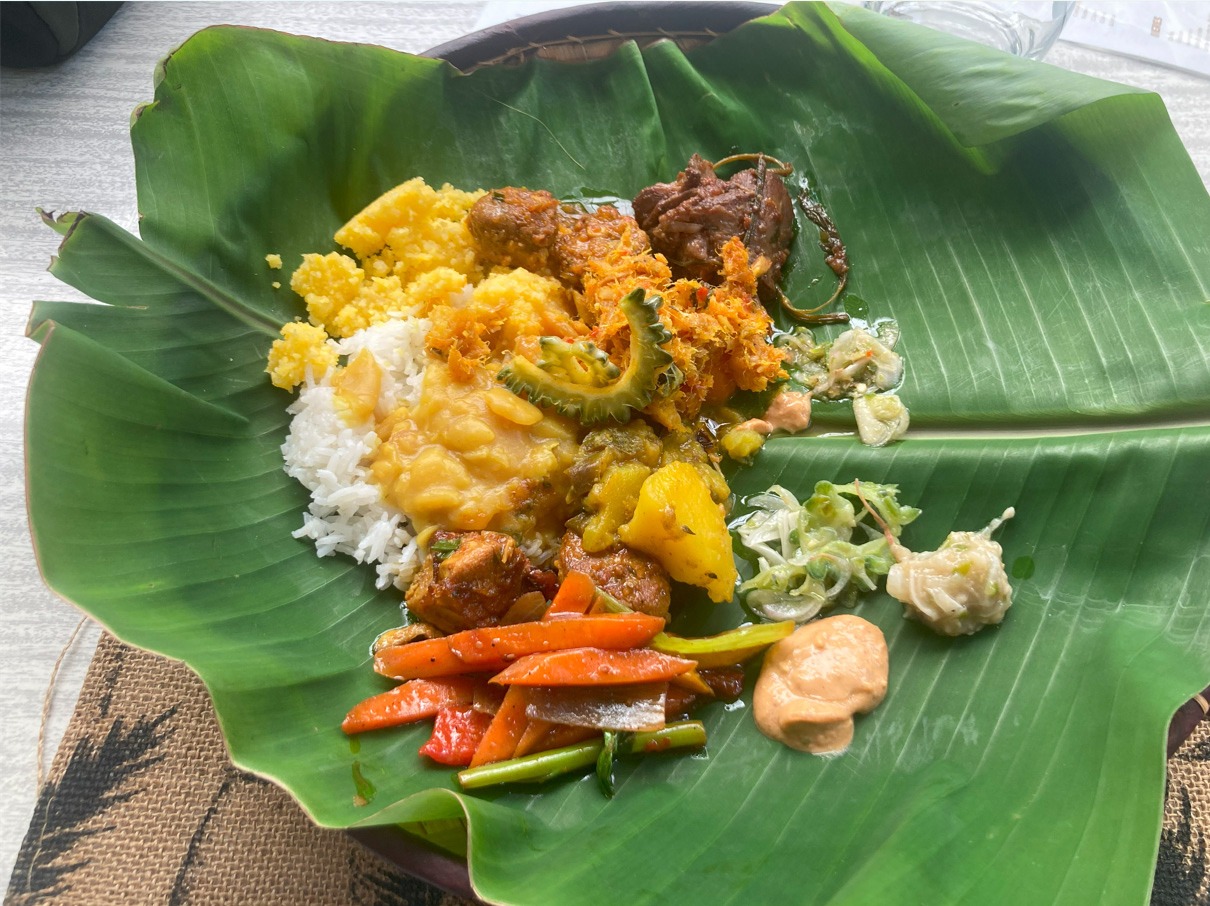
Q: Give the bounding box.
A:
[490,647,697,687]
[470,685,531,768]
[374,613,666,681]
[543,570,596,619]
[341,677,477,735]
[419,706,494,766]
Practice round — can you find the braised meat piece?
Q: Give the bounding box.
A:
[552,204,649,290]
[406,530,552,633]
[555,531,671,619]
[468,188,649,290]
[467,187,562,274]
[632,154,794,300]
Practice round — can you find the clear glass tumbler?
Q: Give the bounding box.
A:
[862,2,1074,60]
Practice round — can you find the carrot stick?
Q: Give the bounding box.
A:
[490,647,697,687]
[374,613,666,680]
[471,685,531,768]
[373,640,467,681]
[543,570,596,618]
[341,677,477,734]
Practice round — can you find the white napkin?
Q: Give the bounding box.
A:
[1063,1,1210,76]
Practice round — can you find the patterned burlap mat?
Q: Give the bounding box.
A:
[6,633,1208,905]
[5,634,474,906]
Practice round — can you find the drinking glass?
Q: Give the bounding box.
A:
[862,2,1074,60]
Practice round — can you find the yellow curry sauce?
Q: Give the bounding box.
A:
[369,359,579,539]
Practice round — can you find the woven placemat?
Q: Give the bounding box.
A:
[5,634,473,906]
[6,632,1208,905]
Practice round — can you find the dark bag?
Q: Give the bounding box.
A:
[1,2,122,68]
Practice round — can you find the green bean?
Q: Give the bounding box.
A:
[457,721,707,791]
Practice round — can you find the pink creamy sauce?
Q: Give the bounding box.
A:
[736,390,812,436]
[753,615,888,755]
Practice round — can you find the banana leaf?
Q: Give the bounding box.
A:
[24,3,1210,904]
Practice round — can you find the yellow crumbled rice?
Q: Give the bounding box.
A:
[469,269,580,352]
[423,268,580,380]
[266,321,336,390]
[290,179,485,338]
[336,178,483,272]
[396,267,470,316]
[265,253,283,270]
[291,252,364,331]
[273,177,580,392]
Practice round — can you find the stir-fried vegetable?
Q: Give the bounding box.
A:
[651,620,796,667]
[419,707,493,766]
[732,481,920,623]
[516,721,598,758]
[544,570,596,617]
[526,684,667,733]
[597,730,631,798]
[471,685,532,767]
[490,648,696,687]
[343,571,790,795]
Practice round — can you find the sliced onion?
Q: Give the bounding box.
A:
[815,554,853,599]
[370,621,442,655]
[499,590,549,625]
[473,683,505,715]
[745,588,825,624]
[526,683,667,732]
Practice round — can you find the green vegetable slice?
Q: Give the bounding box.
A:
[497,287,676,424]
[650,621,796,667]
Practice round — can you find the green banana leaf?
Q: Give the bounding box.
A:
[25,3,1210,904]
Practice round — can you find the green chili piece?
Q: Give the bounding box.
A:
[649,621,796,668]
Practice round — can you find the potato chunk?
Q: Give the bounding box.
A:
[618,461,737,603]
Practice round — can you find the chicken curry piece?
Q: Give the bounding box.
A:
[406,530,555,633]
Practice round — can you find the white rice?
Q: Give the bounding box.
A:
[280,317,431,591]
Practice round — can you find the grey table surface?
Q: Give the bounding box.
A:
[1,0,1207,888]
